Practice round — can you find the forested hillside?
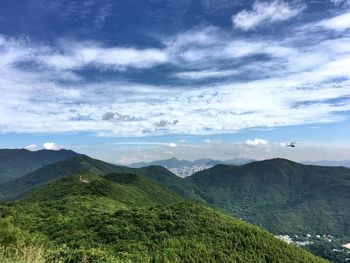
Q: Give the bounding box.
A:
[0,149,79,183]
[0,169,326,262]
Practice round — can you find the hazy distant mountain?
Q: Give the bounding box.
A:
[129,157,254,168]
[302,160,350,168]
[129,157,192,169]
[0,148,80,183]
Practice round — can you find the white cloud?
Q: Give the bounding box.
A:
[24,144,37,151]
[40,44,168,70]
[0,36,168,72]
[245,138,269,146]
[330,0,350,6]
[168,143,177,148]
[173,69,238,80]
[0,10,350,137]
[43,142,61,150]
[316,11,350,31]
[232,0,305,31]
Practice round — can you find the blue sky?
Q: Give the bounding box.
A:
[1,0,350,163]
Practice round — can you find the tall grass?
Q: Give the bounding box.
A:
[0,244,45,263]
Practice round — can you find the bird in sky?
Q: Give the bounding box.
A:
[287,142,296,148]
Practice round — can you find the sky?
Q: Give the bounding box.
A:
[1,0,350,164]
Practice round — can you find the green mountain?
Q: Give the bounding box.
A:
[0,149,80,183]
[0,155,199,202]
[3,155,350,240]
[138,165,201,200]
[184,158,350,238]
[0,169,326,262]
[0,155,137,201]
[103,158,350,240]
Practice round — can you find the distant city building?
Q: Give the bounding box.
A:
[168,165,213,177]
[275,235,293,244]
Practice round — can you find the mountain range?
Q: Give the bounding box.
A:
[1,150,349,240]
[0,148,79,183]
[302,160,350,168]
[130,157,350,170]
[0,150,326,262]
[129,157,254,168]
[1,149,350,261]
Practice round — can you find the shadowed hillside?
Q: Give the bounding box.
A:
[185,158,350,237]
[0,149,80,183]
[0,155,137,201]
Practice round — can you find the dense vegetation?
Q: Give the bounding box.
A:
[139,158,350,239]
[0,170,326,262]
[0,155,138,201]
[1,152,348,261]
[306,239,350,262]
[0,149,79,183]
[183,159,350,238]
[138,165,200,201]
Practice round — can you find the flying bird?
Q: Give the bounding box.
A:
[286,141,296,148]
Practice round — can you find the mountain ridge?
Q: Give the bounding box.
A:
[129,156,254,168]
[0,155,137,201]
[0,164,327,262]
[0,148,80,183]
[185,158,350,238]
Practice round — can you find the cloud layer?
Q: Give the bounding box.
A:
[232,0,305,31]
[0,4,350,137]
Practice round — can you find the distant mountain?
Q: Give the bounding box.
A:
[129,157,192,168]
[0,164,325,262]
[0,148,80,183]
[129,157,254,168]
[302,160,350,168]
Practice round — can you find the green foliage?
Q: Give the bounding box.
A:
[150,158,350,238]
[0,201,326,263]
[0,170,326,262]
[0,156,138,201]
[0,149,79,184]
[138,165,201,201]
[305,240,350,263]
[0,244,46,263]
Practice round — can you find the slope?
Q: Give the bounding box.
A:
[0,171,326,262]
[0,148,80,183]
[0,155,137,201]
[186,158,350,238]
[138,165,201,200]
